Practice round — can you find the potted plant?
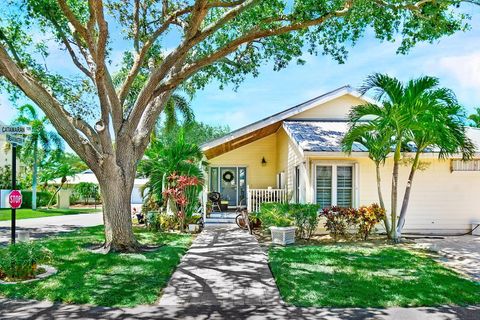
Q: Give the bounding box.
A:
[260,203,296,246]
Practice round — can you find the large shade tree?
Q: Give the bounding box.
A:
[0,0,477,252]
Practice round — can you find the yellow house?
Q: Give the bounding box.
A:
[201,86,480,234]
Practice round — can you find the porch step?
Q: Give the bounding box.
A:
[205,217,237,224]
[208,212,238,219]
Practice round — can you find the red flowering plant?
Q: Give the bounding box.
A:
[163,173,202,231]
[356,204,386,240]
[320,206,358,241]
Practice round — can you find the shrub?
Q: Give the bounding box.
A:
[288,204,321,239]
[0,242,52,281]
[74,182,100,205]
[259,203,294,228]
[146,211,178,232]
[321,206,358,241]
[357,204,386,240]
[19,190,54,208]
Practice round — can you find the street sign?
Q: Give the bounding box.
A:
[6,134,25,146]
[0,125,32,135]
[8,190,22,209]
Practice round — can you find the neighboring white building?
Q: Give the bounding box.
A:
[49,169,147,204]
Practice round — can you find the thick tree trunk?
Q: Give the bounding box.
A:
[96,156,140,253]
[390,144,402,241]
[32,139,38,210]
[375,162,391,236]
[396,151,420,240]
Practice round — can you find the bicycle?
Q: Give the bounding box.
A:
[235,199,251,234]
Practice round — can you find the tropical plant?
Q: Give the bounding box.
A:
[74,182,99,205]
[163,174,202,231]
[13,104,63,210]
[0,242,52,281]
[44,154,83,207]
[259,203,294,229]
[468,108,480,128]
[321,206,358,241]
[0,0,469,252]
[343,124,393,234]
[356,204,386,240]
[348,74,474,241]
[138,129,205,209]
[0,166,11,189]
[395,80,475,238]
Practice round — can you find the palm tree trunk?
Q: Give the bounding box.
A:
[396,151,421,240]
[390,143,402,241]
[375,162,391,236]
[47,182,64,208]
[32,139,38,210]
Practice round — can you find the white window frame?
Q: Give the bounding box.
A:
[311,161,359,208]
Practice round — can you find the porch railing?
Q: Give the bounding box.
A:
[247,186,288,213]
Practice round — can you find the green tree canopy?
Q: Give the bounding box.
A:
[0,0,476,251]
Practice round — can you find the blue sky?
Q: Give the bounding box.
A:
[1,4,480,133]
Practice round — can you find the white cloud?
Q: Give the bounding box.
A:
[436,52,480,89]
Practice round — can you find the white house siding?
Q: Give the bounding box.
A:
[304,156,480,234]
[289,95,365,120]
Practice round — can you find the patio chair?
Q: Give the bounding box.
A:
[208,192,222,212]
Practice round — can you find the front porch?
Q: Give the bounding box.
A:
[202,187,288,224]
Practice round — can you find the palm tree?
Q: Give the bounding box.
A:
[348,74,410,239]
[138,129,205,209]
[395,84,475,238]
[350,74,475,241]
[468,108,480,128]
[342,123,393,234]
[45,156,82,208]
[14,104,63,210]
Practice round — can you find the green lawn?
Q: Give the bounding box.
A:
[0,226,192,307]
[269,245,480,308]
[0,208,101,221]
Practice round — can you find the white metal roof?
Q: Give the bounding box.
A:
[200,85,373,151]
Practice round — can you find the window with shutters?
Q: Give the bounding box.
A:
[315,164,354,208]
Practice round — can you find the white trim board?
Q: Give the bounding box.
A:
[201,85,374,151]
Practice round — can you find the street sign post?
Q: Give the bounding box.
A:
[6,134,25,146]
[0,125,32,135]
[0,125,31,244]
[8,190,22,209]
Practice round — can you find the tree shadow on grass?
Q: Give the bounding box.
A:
[0,226,193,307]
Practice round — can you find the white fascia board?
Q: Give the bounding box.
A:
[201,86,367,151]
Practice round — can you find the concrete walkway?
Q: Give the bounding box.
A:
[158,225,282,306]
[414,235,480,281]
[0,213,103,245]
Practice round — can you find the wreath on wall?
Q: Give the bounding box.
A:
[222,171,234,182]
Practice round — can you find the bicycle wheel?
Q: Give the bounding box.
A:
[236,213,248,230]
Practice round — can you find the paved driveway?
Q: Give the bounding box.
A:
[0,213,103,245]
[414,235,480,281]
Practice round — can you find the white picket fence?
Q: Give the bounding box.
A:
[247,186,288,213]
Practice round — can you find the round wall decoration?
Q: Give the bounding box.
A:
[222,171,234,182]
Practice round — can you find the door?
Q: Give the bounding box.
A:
[220,167,237,206]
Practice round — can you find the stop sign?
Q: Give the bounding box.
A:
[8,190,22,209]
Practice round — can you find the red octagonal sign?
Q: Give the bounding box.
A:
[9,190,22,209]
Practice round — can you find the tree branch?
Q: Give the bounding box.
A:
[158,1,354,94]
[0,44,103,168]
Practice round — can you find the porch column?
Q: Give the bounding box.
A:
[247,185,251,212]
